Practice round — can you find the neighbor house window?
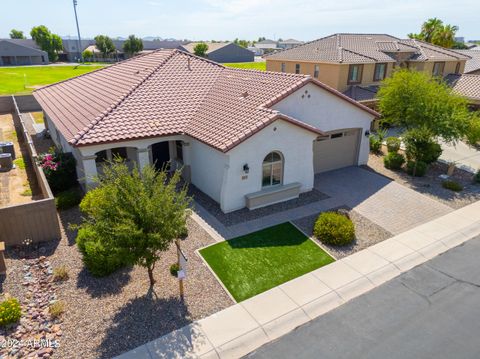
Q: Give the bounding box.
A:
[348,64,363,84]
[262,151,283,187]
[432,62,445,77]
[373,63,387,81]
[95,150,108,164]
[314,64,320,78]
[111,147,128,160]
[455,62,461,74]
[295,64,301,74]
[281,63,286,72]
[176,140,183,162]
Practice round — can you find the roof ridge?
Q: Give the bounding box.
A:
[341,47,378,62]
[412,39,468,60]
[70,49,179,145]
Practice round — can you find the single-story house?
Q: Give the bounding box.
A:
[33,49,378,213]
[278,39,304,49]
[179,42,254,63]
[0,39,48,66]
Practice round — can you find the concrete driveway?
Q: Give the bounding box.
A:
[248,236,480,359]
[315,167,452,235]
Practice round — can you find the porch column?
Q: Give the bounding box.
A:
[181,141,191,182]
[81,155,98,189]
[137,147,150,170]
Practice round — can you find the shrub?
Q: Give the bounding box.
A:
[52,266,69,282]
[403,130,442,164]
[170,263,180,277]
[474,170,480,184]
[38,148,77,193]
[386,137,401,153]
[406,160,427,177]
[442,180,463,192]
[314,212,355,246]
[76,226,127,277]
[21,188,32,196]
[48,300,65,319]
[55,188,82,210]
[0,297,22,327]
[383,152,405,170]
[369,135,382,153]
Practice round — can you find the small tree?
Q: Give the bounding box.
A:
[193,42,209,57]
[378,69,475,144]
[94,35,116,58]
[30,25,63,61]
[82,49,93,60]
[123,34,143,56]
[10,29,26,39]
[77,161,191,287]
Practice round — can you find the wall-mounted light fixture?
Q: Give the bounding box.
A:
[243,163,250,174]
[364,130,370,137]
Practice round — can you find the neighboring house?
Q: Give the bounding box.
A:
[278,39,304,49]
[0,39,48,66]
[33,49,378,213]
[455,50,480,74]
[266,33,469,107]
[180,42,254,63]
[445,74,480,107]
[255,39,279,50]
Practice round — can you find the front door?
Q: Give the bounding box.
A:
[151,142,170,171]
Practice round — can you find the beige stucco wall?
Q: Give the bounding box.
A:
[410,60,465,76]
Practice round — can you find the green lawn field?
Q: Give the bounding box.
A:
[223,62,266,71]
[0,65,106,95]
[199,222,334,302]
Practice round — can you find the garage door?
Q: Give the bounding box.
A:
[313,129,360,173]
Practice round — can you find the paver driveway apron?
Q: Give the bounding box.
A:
[314,167,452,234]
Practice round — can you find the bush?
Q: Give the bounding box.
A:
[386,137,401,153]
[369,136,382,153]
[406,160,427,177]
[55,188,83,210]
[170,263,180,277]
[383,152,405,170]
[38,148,77,194]
[474,170,480,184]
[0,297,21,327]
[52,266,69,282]
[442,180,463,192]
[314,212,355,246]
[76,226,127,277]
[48,300,65,319]
[403,130,442,164]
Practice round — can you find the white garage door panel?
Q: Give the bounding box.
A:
[313,129,360,173]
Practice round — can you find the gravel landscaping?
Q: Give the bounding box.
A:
[292,209,392,259]
[189,184,329,226]
[1,208,233,359]
[367,153,480,209]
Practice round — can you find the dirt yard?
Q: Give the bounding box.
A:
[0,114,41,206]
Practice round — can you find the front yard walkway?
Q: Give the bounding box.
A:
[315,167,452,235]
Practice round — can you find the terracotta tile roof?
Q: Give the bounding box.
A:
[266,34,469,64]
[455,50,480,74]
[444,74,480,102]
[34,49,378,152]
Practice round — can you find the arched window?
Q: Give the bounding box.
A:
[262,151,283,187]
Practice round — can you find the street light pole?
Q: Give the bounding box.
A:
[73,0,83,62]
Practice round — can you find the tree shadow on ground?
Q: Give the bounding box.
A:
[97,289,193,359]
[76,265,132,298]
[57,206,82,246]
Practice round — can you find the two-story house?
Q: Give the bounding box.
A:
[266,34,470,108]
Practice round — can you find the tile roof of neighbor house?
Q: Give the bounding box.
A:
[343,85,379,102]
[455,50,480,74]
[33,49,378,152]
[266,34,470,64]
[444,74,480,101]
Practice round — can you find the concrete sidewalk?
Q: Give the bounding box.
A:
[116,201,480,359]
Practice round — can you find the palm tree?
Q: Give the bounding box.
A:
[432,24,459,48]
[421,18,443,42]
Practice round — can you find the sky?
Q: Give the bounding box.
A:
[1,0,479,41]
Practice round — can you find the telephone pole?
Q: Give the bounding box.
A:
[73,0,83,62]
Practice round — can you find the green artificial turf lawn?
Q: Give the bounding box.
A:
[200,222,335,302]
[0,65,106,95]
[223,62,266,71]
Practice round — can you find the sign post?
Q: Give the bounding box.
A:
[176,239,187,300]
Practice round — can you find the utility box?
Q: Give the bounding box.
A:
[0,142,15,160]
[0,153,13,170]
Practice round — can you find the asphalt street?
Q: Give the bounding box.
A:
[247,236,480,359]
